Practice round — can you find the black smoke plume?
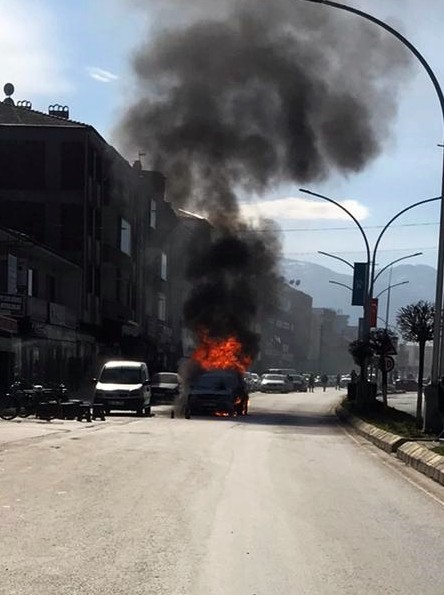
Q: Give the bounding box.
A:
[118,0,410,357]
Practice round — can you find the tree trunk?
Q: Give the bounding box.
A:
[416,340,425,426]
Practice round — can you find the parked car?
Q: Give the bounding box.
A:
[185,370,249,418]
[244,372,261,392]
[288,374,307,392]
[265,368,298,376]
[395,378,418,392]
[150,372,180,404]
[93,360,151,415]
[260,374,293,393]
[339,375,352,389]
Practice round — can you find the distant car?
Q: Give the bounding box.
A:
[150,372,180,404]
[245,372,261,391]
[94,360,151,416]
[186,370,249,418]
[288,374,308,392]
[395,378,418,392]
[339,375,352,389]
[260,374,293,393]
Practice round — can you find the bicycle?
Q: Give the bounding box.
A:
[17,383,66,420]
[0,392,20,420]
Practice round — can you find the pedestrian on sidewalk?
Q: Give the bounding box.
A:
[335,373,341,390]
[308,373,315,393]
[321,373,328,392]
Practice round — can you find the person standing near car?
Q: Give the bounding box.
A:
[308,373,315,393]
[321,373,328,392]
[335,373,341,390]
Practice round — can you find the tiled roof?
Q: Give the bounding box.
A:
[0,100,88,128]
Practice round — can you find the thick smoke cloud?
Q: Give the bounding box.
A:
[119,0,410,219]
[118,0,411,358]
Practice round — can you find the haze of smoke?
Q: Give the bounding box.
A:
[118,0,411,221]
[117,0,411,362]
[184,221,281,359]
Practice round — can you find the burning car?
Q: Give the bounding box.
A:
[185,370,249,418]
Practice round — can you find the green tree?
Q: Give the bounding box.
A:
[368,328,397,408]
[349,328,397,407]
[396,301,434,425]
[348,339,372,382]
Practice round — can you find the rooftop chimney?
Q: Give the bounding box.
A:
[48,104,69,119]
[17,100,32,110]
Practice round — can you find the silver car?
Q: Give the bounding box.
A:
[260,374,293,393]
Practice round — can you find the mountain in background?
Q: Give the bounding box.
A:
[281,259,436,326]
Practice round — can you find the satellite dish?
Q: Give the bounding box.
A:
[4,83,14,97]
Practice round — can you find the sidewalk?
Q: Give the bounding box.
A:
[0,417,103,446]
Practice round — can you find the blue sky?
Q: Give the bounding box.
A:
[1,0,443,275]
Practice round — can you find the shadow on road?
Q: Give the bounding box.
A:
[184,409,341,435]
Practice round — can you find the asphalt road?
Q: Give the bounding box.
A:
[1,388,444,594]
[385,391,418,417]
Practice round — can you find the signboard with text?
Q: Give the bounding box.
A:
[0,293,24,317]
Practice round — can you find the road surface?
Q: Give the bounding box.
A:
[1,388,444,594]
[385,390,418,417]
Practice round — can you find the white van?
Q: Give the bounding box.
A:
[93,360,151,416]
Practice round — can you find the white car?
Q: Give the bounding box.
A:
[94,360,151,416]
[260,374,292,393]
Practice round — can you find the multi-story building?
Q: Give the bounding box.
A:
[0,226,89,387]
[308,308,357,374]
[0,90,186,381]
[256,282,313,372]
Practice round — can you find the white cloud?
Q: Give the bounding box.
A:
[239,196,369,222]
[87,67,119,83]
[0,2,72,97]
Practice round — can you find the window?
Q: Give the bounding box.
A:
[28,269,38,297]
[0,201,45,243]
[95,267,101,297]
[116,269,121,303]
[61,204,83,251]
[150,200,157,229]
[0,140,46,190]
[120,218,131,256]
[157,293,166,322]
[46,275,56,302]
[161,252,167,281]
[61,142,85,190]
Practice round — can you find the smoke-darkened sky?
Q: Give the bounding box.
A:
[4,0,442,276]
[117,0,411,222]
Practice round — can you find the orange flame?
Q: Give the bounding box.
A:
[192,332,252,373]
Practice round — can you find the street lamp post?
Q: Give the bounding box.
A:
[300,0,444,430]
[318,251,354,270]
[329,280,352,292]
[301,187,438,328]
[375,281,409,300]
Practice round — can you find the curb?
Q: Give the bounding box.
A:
[397,442,444,486]
[336,404,444,487]
[336,405,407,453]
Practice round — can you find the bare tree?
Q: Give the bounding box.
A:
[396,301,434,425]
